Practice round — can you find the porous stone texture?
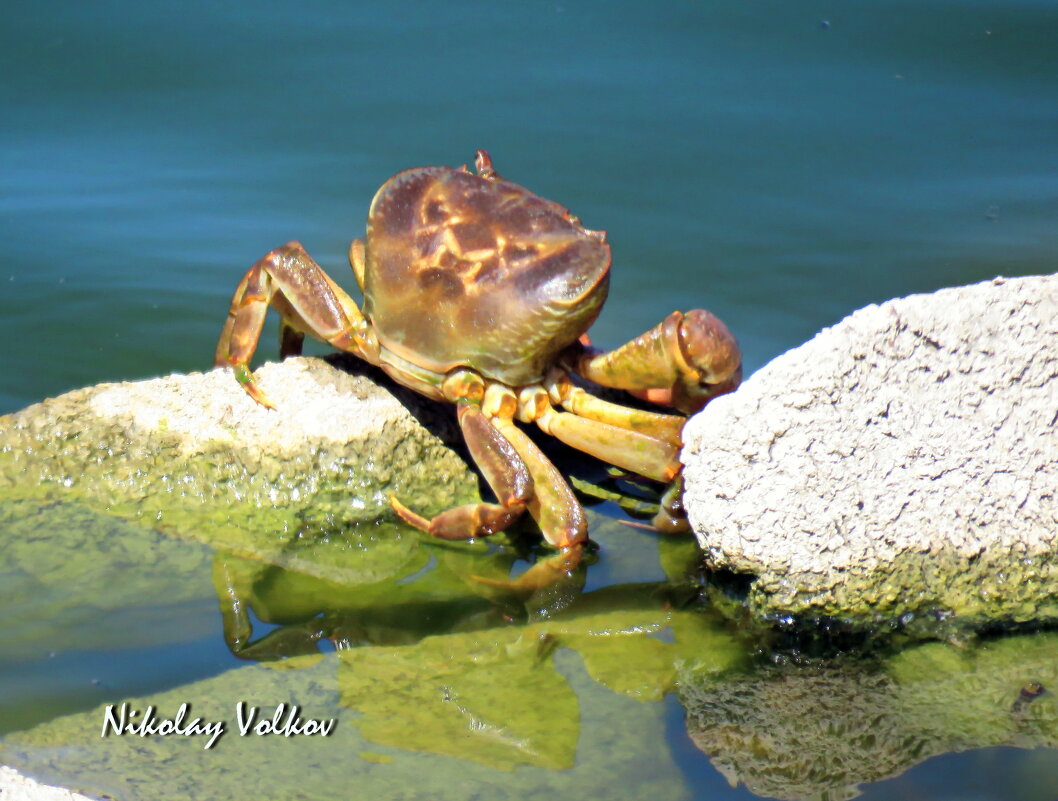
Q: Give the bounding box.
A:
[0,767,95,801]
[0,355,479,527]
[683,274,1058,626]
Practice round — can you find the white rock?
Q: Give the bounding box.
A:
[0,767,95,801]
[683,274,1058,625]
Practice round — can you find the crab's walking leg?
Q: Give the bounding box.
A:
[651,474,689,534]
[486,415,588,591]
[545,371,685,446]
[489,416,587,550]
[515,384,681,483]
[390,403,533,540]
[568,309,742,414]
[391,400,588,590]
[215,241,372,407]
[541,403,689,531]
[527,380,691,530]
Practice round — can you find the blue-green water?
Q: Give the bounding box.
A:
[2,2,1057,799]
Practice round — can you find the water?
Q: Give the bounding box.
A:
[2,1,1057,799]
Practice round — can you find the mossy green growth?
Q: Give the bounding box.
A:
[0,493,216,659]
[887,633,1058,750]
[1,604,742,801]
[680,631,1058,801]
[337,604,742,771]
[739,540,1058,634]
[0,359,483,573]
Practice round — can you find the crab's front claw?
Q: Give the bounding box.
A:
[663,308,742,414]
[570,309,742,415]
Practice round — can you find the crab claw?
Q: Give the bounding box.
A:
[573,309,742,415]
[627,309,742,414]
[674,308,742,409]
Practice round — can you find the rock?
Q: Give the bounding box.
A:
[679,632,1058,801]
[0,766,95,801]
[0,356,479,540]
[682,274,1058,627]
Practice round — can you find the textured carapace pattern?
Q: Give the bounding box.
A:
[362,165,611,385]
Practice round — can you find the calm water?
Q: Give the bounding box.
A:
[2,1,1057,799]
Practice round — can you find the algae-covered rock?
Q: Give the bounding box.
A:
[680,632,1058,801]
[0,496,214,660]
[0,602,741,801]
[0,356,480,558]
[682,274,1058,627]
[336,605,742,771]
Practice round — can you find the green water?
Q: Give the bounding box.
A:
[2,1,1057,799]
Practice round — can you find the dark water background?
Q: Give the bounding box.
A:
[2,1,1057,799]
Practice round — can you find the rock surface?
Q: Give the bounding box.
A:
[0,355,479,530]
[0,767,95,801]
[683,274,1058,626]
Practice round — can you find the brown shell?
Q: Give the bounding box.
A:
[361,164,611,385]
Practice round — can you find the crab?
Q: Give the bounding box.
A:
[215,151,741,584]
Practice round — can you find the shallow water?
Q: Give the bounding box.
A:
[2,1,1057,799]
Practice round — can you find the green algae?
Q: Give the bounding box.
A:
[5,461,1058,801]
[888,633,1058,749]
[0,359,482,572]
[680,632,1058,801]
[0,457,736,792]
[0,480,732,799]
[335,605,742,771]
[0,603,740,801]
[0,494,215,659]
[339,628,582,770]
[737,539,1058,634]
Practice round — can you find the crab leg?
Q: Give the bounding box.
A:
[651,474,690,534]
[529,376,692,534]
[214,241,372,407]
[391,400,588,588]
[489,416,587,550]
[528,395,682,483]
[390,403,533,540]
[544,370,685,446]
[568,309,742,414]
[485,414,587,591]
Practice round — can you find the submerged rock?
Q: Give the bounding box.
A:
[0,604,728,800]
[680,632,1058,801]
[0,356,479,545]
[682,274,1058,627]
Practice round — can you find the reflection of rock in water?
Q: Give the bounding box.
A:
[682,664,898,801]
[678,634,1058,801]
